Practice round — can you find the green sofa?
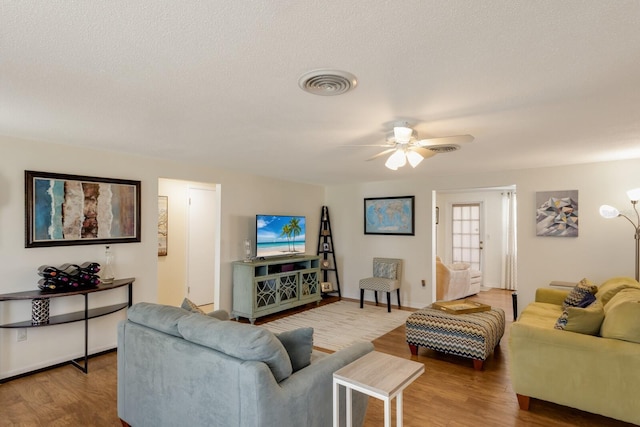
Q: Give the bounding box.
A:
[509,277,640,425]
[118,302,373,427]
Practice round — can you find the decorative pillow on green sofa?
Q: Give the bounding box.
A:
[600,289,640,343]
[554,301,604,335]
[595,276,640,306]
[563,278,598,308]
[275,327,314,372]
[177,313,293,382]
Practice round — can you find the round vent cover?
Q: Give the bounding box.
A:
[427,144,460,153]
[298,69,358,96]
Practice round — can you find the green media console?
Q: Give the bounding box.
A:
[232,256,321,323]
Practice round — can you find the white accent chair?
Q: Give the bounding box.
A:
[359,258,402,312]
[435,256,481,301]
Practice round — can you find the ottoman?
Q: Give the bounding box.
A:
[406,306,505,370]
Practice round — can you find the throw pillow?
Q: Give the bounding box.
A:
[275,327,314,372]
[595,276,640,306]
[563,278,598,308]
[206,309,230,320]
[374,261,397,279]
[554,301,604,335]
[600,290,640,343]
[177,313,293,382]
[181,297,205,314]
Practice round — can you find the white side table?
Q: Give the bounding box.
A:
[333,351,424,427]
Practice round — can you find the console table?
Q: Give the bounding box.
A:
[0,278,134,377]
[232,256,320,323]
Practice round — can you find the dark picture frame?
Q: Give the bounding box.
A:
[25,170,141,248]
[364,195,415,236]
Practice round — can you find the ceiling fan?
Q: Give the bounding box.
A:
[361,122,474,170]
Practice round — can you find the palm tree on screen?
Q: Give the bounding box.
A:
[288,218,302,252]
[280,224,292,252]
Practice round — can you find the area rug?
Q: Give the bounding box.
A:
[261,300,412,351]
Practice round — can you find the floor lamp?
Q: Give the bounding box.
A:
[599,188,640,281]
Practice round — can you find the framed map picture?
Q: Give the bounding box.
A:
[364,196,415,235]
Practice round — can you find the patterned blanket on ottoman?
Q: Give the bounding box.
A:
[406,306,505,370]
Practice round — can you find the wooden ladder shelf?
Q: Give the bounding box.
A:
[317,206,341,297]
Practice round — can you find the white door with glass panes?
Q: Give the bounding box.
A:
[451,203,483,272]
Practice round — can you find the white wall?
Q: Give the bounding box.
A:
[326,158,640,313]
[0,136,324,379]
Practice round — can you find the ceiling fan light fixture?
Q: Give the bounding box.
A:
[393,126,414,143]
[385,149,406,170]
[406,150,424,168]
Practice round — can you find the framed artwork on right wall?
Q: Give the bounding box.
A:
[535,190,578,237]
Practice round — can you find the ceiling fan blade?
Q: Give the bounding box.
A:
[417,134,474,146]
[343,144,395,148]
[366,148,397,161]
[408,146,437,159]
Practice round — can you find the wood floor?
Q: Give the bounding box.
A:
[0,290,633,426]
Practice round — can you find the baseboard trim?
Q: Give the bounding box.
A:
[0,347,117,384]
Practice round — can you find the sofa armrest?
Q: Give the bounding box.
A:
[535,288,568,305]
[240,341,375,427]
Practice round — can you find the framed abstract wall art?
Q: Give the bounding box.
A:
[535,190,578,237]
[364,195,415,235]
[25,170,141,248]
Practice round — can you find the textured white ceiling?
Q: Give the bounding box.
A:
[2,1,640,184]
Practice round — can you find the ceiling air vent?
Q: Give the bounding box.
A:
[298,69,358,96]
[427,144,460,154]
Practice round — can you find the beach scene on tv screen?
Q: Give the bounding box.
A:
[256,215,306,257]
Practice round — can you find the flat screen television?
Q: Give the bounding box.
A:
[256,214,306,258]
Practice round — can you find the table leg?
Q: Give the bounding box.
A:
[333,380,339,427]
[346,387,352,427]
[384,396,391,427]
[396,391,403,426]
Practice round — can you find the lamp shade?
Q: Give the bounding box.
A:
[599,205,620,219]
[627,188,640,201]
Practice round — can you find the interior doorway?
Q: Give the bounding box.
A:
[157,178,221,309]
[434,185,517,299]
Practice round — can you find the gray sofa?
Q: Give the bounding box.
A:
[117,302,374,427]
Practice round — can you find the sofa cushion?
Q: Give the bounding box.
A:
[127,302,190,337]
[275,327,314,372]
[595,276,640,306]
[563,278,598,308]
[554,301,604,335]
[177,313,293,382]
[600,289,640,343]
[518,302,562,329]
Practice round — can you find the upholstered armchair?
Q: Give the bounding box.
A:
[359,257,402,312]
[435,256,481,301]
